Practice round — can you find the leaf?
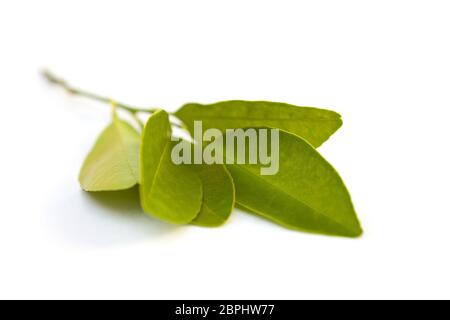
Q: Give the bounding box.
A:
[225,129,362,237]
[175,100,342,147]
[79,116,140,191]
[191,164,235,227]
[140,110,203,224]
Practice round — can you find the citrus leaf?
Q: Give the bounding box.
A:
[175,100,342,147]
[140,110,202,224]
[225,129,362,237]
[191,164,235,227]
[79,116,140,191]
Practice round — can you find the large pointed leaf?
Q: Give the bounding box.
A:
[140,110,202,224]
[175,100,342,147]
[226,129,362,237]
[79,116,140,191]
[191,164,235,227]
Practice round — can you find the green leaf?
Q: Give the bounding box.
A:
[140,110,203,224]
[191,164,235,227]
[226,129,362,237]
[175,100,342,147]
[79,116,140,191]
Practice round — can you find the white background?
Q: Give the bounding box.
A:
[1,0,449,300]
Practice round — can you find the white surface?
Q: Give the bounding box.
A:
[1,0,449,300]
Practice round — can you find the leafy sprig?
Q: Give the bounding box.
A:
[43,70,362,238]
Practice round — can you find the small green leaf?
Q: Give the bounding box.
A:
[140,110,203,224]
[79,116,140,191]
[226,129,362,237]
[175,100,342,147]
[191,164,235,227]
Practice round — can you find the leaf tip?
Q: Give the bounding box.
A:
[348,226,364,238]
[342,219,363,238]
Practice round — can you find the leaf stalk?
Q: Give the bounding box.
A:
[42,70,158,114]
[42,69,184,129]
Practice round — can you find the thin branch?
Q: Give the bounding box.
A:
[41,70,158,114]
